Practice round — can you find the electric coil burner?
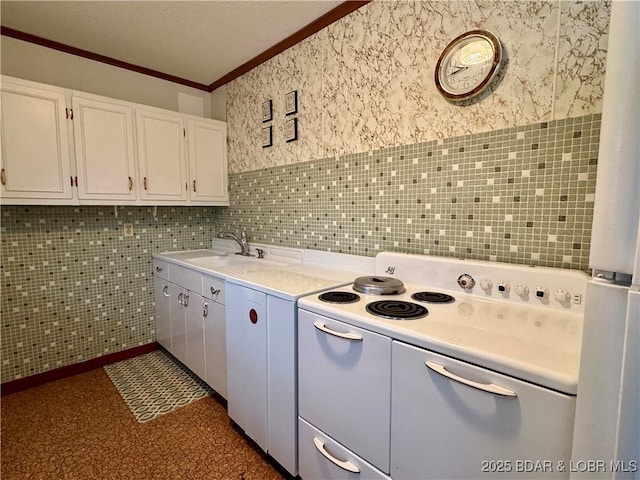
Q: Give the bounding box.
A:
[318,291,361,304]
[366,300,428,320]
[411,292,455,303]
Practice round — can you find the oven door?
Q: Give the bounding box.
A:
[391,340,576,479]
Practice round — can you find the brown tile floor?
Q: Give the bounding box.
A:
[1,368,286,480]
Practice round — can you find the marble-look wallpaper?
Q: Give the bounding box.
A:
[226,0,609,173]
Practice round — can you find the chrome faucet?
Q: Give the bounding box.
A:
[217,229,251,256]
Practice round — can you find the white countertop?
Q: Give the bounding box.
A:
[153,243,375,301]
[154,245,585,393]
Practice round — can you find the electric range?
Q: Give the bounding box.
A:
[298,251,589,394]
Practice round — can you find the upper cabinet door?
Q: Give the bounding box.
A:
[72,96,137,202]
[187,118,228,204]
[136,109,188,202]
[0,80,74,202]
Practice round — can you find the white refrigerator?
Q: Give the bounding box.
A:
[571,1,640,478]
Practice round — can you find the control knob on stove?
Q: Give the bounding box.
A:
[457,274,475,290]
[514,284,530,297]
[497,281,510,293]
[534,287,548,299]
[554,289,571,303]
[479,279,493,291]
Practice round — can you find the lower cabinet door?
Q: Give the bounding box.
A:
[154,277,171,350]
[239,287,268,451]
[390,341,576,479]
[169,283,187,364]
[185,291,205,381]
[203,299,226,398]
[226,284,268,451]
[298,417,391,480]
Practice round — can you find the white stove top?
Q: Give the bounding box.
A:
[298,252,589,394]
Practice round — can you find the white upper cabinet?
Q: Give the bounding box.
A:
[136,108,188,202]
[72,94,137,203]
[0,78,75,203]
[188,118,228,204]
[1,76,228,206]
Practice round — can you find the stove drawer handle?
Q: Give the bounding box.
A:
[313,321,363,341]
[312,436,360,473]
[425,361,517,397]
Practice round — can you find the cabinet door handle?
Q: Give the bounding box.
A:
[313,321,362,341]
[312,437,360,473]
[128,176,133,191]
[163,285,169,297]
[1,168,6,186]
[143,177,148,190]
[177,292,183,305]
[425,361,517,397]
[192,180,196,192]
[203,302,208,317]
[183,292,189,307]
[156,266,163,273]
[210,287,220,296]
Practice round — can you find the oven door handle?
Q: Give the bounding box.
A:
[313,321,363,342]
[425,361,517,397]
[312,436,360,473]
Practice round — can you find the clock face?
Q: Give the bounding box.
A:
[435,30,502,101]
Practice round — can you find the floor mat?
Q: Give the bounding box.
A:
[104,350,212,423]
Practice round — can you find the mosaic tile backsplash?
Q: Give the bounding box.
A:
[1,206,216,382]
[1,114,598,383]
[217,114,599,271]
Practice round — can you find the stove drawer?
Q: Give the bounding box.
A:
[298,309,391,474]
[391,340,576,479]
[298,417,391,480]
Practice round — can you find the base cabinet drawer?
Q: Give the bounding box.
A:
[169,263,202,294]
[299,417,391,480]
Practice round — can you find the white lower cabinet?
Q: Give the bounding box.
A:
[184,290,205,381]
[390,341,576,479]
[153,261,228,397]
[299,417,391,480]
[226,283,298,476]
[298,309,392,474]
[154,275,172,350]
[203,274,227,399]
[227,285,268,449]
[169,283,189,366]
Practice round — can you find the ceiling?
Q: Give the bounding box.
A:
[0,1,363,91]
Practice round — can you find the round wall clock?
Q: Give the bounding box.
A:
[435,30,502,102]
